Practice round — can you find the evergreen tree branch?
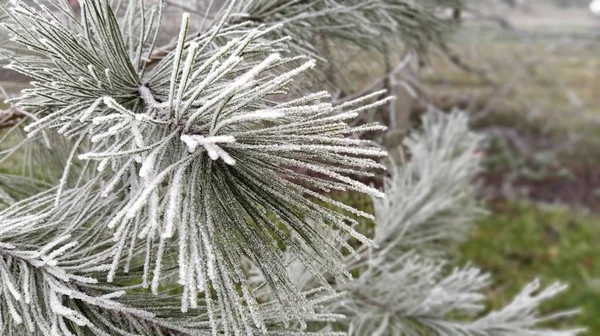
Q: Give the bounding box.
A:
[371,109,485,260]
[2,0,389,333]
[334,110,583,336]
[0,1,584,335]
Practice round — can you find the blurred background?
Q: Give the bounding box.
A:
[0,0,599,333]
[403,0,600,331]
[295,1,600,329]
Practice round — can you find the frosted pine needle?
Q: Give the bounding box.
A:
[4,2,391,330]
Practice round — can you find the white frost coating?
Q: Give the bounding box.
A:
[79,97,105,122]
[168,13,191,116]
[329,110,583,336]
[180,134,237,165]
[162,165,186,238]
[175,42,200,115]
[213,110,285,133]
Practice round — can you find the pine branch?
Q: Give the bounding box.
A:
[229,0,457,56]
[0,184,346,335]
[371,109,485,260]
[3,1,389,333]
[0,210,174,335]
[338,252,583,336]
[330,110,583,336]
[0,1,584,335]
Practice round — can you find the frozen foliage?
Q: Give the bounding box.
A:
[0,186,346,335]
[0,0,582,335]
[248,110,583,336]
[372,110,485,257]
[0,187,190,336]
[2,0,389,334]
[167,0,462,89]
[342,111,582,336]
[228,0,456,55]
[338,254,582,336]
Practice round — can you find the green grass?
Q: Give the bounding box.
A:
[460,201,600,334]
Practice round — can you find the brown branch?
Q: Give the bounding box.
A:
[334,55,413,105]
[0,107,26,130]
[437,43,496,87]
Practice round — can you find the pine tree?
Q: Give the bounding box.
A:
[0,0,583,335]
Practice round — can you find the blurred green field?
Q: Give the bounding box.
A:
[461,202,600,333]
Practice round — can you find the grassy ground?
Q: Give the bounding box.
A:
[461,202,600,333]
